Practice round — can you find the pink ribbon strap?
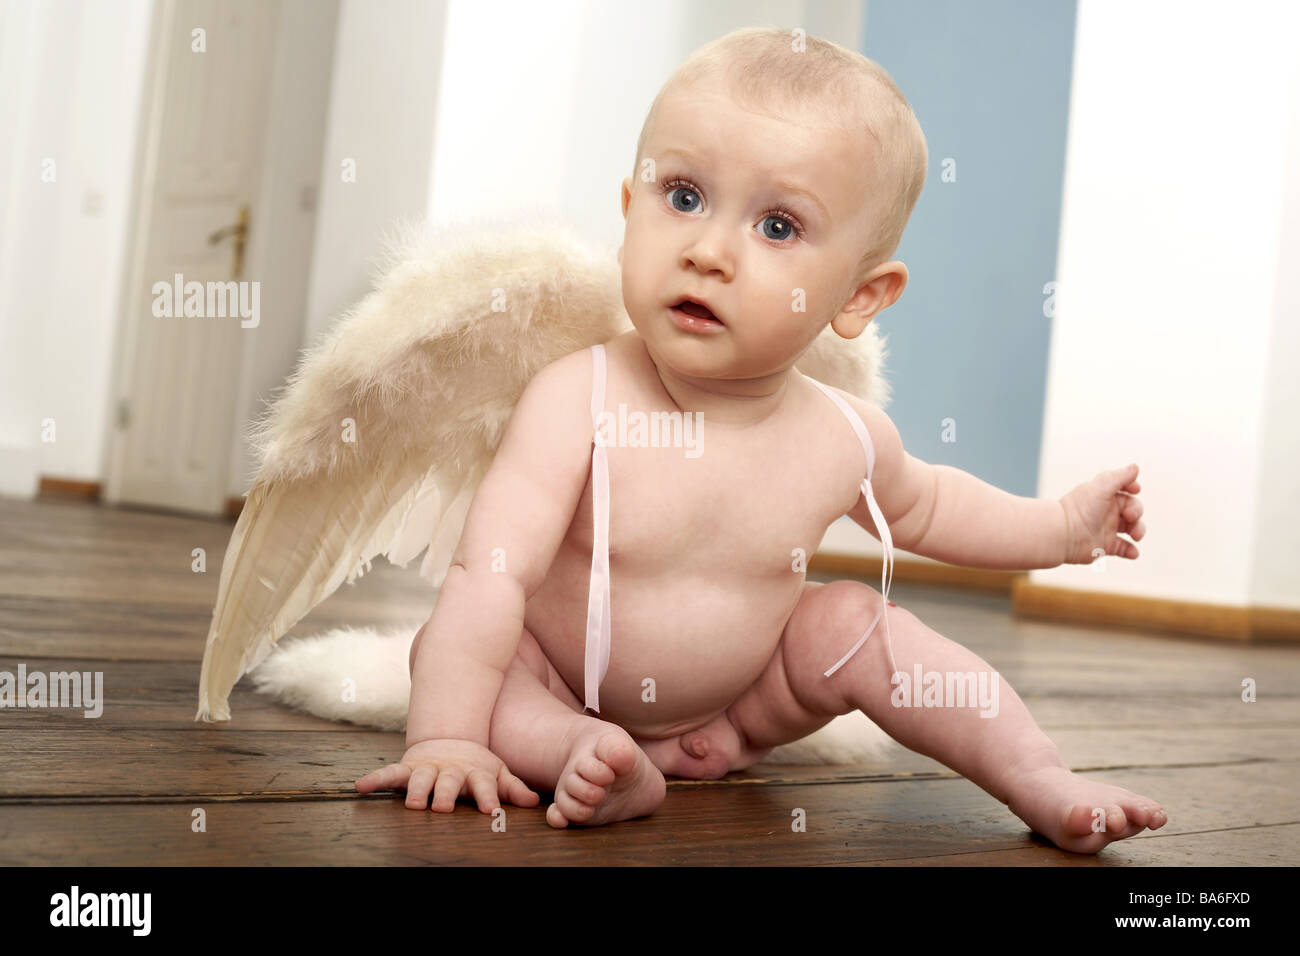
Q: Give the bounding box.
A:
[803,378,899,681]
[584,345,612,712]
[822,476,898,680]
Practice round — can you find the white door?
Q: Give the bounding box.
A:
[107,0,277,515]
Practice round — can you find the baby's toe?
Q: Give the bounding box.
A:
[546,803,570,829]
[1061,802,1126,837]
[1103,804,1130,834]
[1061,803,1095,837]
[564,770,607,806]
[576,754,616,788]
[595,732,638,776]
[552,787,597,825]
[1128,800,1167,830]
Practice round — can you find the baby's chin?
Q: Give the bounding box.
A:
[632,316,802,382]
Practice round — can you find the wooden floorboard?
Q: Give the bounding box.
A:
[0,763,1294,866]
[1,495,1298,866]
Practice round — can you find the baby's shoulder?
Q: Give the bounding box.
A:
[798,375,904,479]
[511,344,601,435]
[516,332,656,439]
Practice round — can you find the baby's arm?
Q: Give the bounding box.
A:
[405,349,596,747]
[840,393,1068,571]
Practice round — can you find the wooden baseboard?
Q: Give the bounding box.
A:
[1248,605,1300,642]
[810,552,1299,643]
[1014,580,1300,643]
[808,552,1023,593]
[38,476,247,521]
[37,477,101,500]
[1011,579,1248,640]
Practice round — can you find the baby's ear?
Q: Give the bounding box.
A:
[829,309,873,339]
[833,262,909,338]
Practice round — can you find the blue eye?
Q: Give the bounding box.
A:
[760,215,799,242]
[665,184,701,213]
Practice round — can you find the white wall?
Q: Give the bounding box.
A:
[299,0,447,348]
[1032,0,1300,609]
[0,0,155,497]
[225,0,339,496]
[1248,36,1300,608]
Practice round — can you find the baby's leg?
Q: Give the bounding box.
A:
[724,580,1168,854]
[406,623,665,827]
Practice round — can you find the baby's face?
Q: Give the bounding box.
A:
[621,80,887,381]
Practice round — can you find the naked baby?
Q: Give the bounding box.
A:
[356,27,1165,853]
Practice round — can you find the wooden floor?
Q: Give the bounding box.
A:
[1,495,1297,866]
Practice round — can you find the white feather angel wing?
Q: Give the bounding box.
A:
[195,214,892,723]
[195,217,632,722]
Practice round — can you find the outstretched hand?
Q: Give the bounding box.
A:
[1060,463,1146,565]
[355,738,541,814]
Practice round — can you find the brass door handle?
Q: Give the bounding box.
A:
[207,204,250,279]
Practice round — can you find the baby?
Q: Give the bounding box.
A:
[356,27,1164,853]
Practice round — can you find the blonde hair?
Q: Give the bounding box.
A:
[633,26,928,271]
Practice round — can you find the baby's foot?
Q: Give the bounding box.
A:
[546,722,666,828]
[1002,763,1169,854]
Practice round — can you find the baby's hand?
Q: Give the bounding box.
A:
[1060,463,1146,564]
[355,738,540,814]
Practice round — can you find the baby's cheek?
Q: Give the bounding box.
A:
[621,275,655,322]
[624,268,669,322]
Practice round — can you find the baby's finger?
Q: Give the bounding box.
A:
[355,763,410,793]
[1117,537,1139,559]
[1127,518,1146,541]
[500,770,541,808]
[1109,463,1139,492]
[430,768,465,812]
[1122,496,1144,524]
[404,764,438,809]
[465,768,500,813]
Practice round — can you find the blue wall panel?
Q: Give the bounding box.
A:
[861,0,1077,496]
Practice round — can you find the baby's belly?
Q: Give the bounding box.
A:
[524,541,803,739]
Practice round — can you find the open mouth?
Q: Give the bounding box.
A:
[672,300,722,323]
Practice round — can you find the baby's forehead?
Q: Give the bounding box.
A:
[652,85,871,170]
